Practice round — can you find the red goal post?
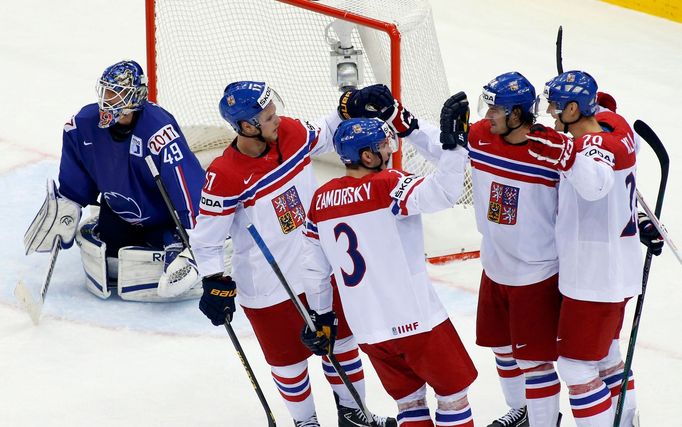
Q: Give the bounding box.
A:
[144,0,480,262]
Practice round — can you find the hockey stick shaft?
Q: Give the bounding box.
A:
[556,25,563,74]
[614,120,669,426]
[145,156,276,426]
[247,223,377,427]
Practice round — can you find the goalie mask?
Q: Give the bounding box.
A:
[96,60,148,128]
[218,81,284,135]
[333,118,397,166]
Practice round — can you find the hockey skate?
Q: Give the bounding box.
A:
[337,405,397,427]
[294,413,320,427]
[487,406,529,427]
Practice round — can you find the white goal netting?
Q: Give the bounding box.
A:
[147,0,479,258]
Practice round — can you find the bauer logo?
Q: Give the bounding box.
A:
[200,193,224,213]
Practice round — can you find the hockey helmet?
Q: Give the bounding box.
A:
[333,118,396,165]
[477,71,537,120]
[543,70,598,117]
[96,60,148,128]
[218,81,284,133]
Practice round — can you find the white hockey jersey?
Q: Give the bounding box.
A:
[302,129,468,345]
[190,114,339,309]
[556,111,643,302]
[468,120,560,286]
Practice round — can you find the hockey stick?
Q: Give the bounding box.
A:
[247,223,378,427]
[613,120,669,426]
[556,25,563,74]
[14,237,61,325]
[145,156,276,427]
[636,189,682,265]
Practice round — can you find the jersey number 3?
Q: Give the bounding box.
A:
[333,223,366,287]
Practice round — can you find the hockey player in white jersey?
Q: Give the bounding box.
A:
[528,70,643,427]
[23,60,205,302]
[301,92,478,427]
[190,81,395,427]
[468,72,562,427]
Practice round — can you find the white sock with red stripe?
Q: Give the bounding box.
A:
[601,368,636,426]
[520,362,561,427]
[271,360,315,422]
[492,348,526,410]
[434,389,474,427]
[322,336,365,409]
[397,407,433,426]
[568,381,613,426]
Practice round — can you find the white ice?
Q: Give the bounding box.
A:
[1,1,681,426]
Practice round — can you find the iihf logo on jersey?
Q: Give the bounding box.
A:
[487,181,519,225]
[103,192,150,225]
[271,186,305,234]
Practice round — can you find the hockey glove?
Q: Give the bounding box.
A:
[378,99,419,138]
[596,91,617,112]
[301,310,338,356]
[638,212,663,256]
[527,124,576,171]
[338,84,394,120]
[199,274,237,326]
[163,240,184,272]
[440,91,470,150]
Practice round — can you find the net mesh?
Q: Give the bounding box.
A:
[150,0,472,205]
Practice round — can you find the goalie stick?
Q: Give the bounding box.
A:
[144,156,276,427]
[14,237,61,325]
[247,223,379,427]
[614,120,670,427]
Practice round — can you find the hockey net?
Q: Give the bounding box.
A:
[145,0,479,261]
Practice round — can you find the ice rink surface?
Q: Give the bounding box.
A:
[1,1,681,425]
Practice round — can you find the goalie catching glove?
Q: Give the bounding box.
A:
[199,274,237,326]
[440,91,470,150]
[527,124,576,171]
[157,242,201,298]
[301,310,337,356]
[338,84,418,137]
[24,178,81,254]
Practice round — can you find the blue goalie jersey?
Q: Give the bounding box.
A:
[58,102,204,230]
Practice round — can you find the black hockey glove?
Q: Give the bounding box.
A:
[638,212,663,256]
[199,274,237,326]
[338,84,394,120]
[440,92,470,150]
[301,310,338,356]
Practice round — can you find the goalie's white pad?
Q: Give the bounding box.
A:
[24,179,81,255]
[158,248,201,298]
[75,218,111,299]
[118,246,201,302]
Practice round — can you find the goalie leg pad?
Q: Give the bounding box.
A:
[117,246,201,302]
[75,218,111,299]
[25,179,81,254]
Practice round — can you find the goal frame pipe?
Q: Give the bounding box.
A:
[144,0,404,168]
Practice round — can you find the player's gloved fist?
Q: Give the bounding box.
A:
[440,91,470,150]
[338,84,394,120]
[638,212,663,256]
[596,91,617,112]
[527,124,576,171]
[378,99,419,138]
[199,274,237,326]
[301,310,338,356]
